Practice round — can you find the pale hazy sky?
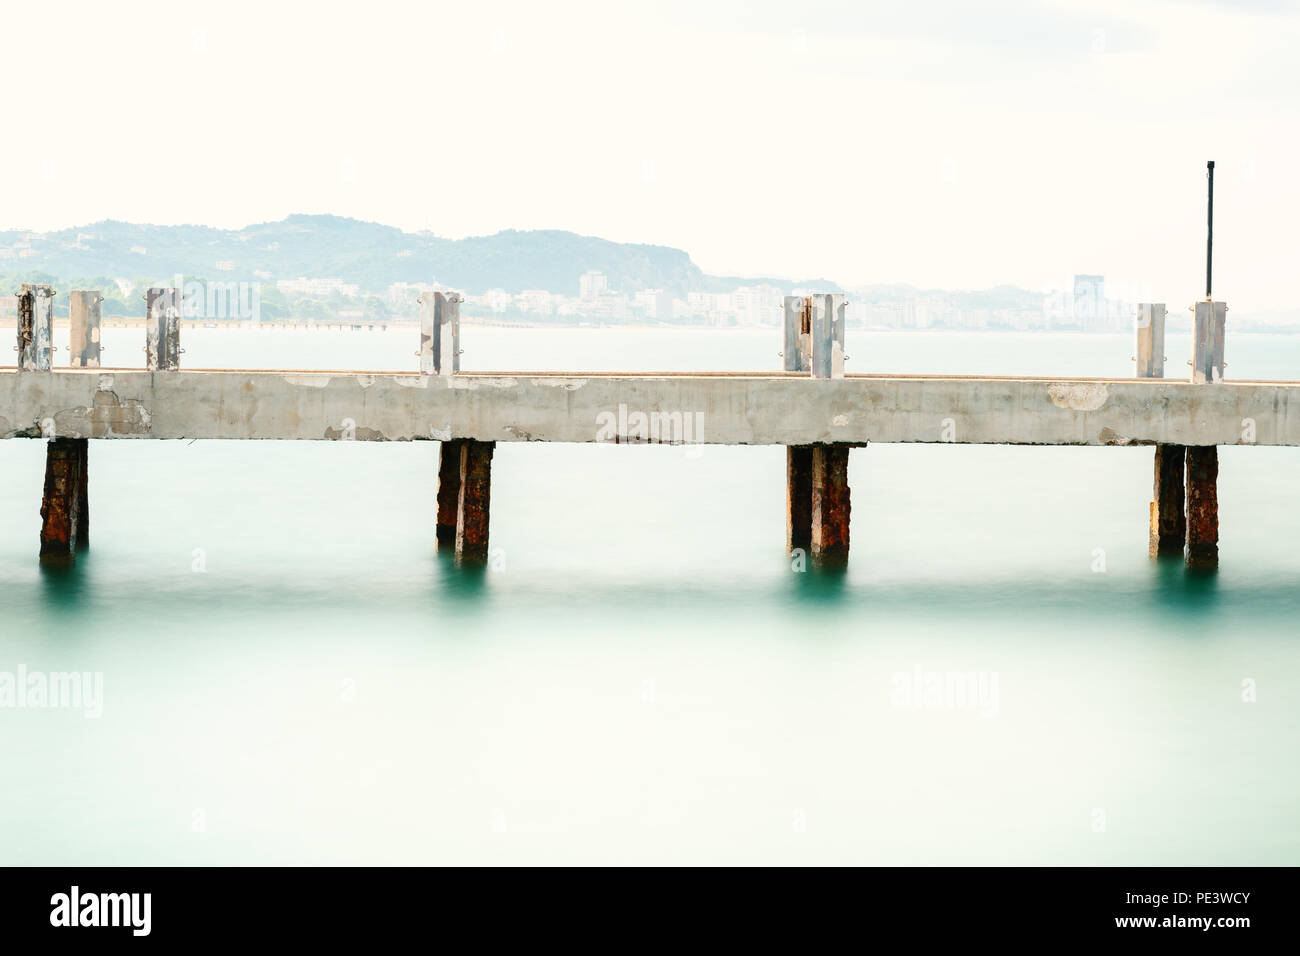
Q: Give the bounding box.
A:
[5,0,1299,308]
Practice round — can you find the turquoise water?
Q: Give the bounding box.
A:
[1,328,1297,865]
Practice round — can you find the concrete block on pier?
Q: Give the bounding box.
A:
[782,296,811,372]
[69,291,103,369]
[17,284,54,372]
[1134,304,1166,379]
[1191,301,1227,384]
[146,288,181,370]
[420,291,461,376]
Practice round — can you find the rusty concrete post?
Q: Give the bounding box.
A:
[146,287,181,370]
[435,438,466,550]
[1186,446,1218,569]
[40,437,88,562]
[69,290,103,368]
[1135,303,1184,556]
[786,446,813,554]
[810,294,846,379]
[810,444,851,568]
[455,440,494,565]
[17,283,54,371]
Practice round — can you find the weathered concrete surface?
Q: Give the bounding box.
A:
[2,370,1300,446]
[1134,304,1167,379]
[40,437,87,560]
[455,440,494,565]
[811,444,851,568]
[1186,445,1219,569]
[145,288,181,371]
[17,285,54,372]
[1149,444,1186,557]
[69,291,103,369]
[435,438,465,550]
[786,445,813,553]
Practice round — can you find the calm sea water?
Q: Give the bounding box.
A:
[1,326,1297,865]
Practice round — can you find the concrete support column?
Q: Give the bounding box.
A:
[435,438,466,550]
[40,438,88,561]
[786,445,813,553]
[811,443,851,568]
[455,440,494,565]
[1186,446,1219,570]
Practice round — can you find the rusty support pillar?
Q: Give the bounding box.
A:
[146,287,181,370]
[1186,446,1218,570]
[69,290,103,368]
[40,437,88,561]
[435,438,466,550]
[455,440,494,565]
[810,444,851,568]
[17,284,54,371]
[786,445,813,553]
[1149,444,1185,557]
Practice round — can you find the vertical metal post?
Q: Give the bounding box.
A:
[1206,160,1215,300]
[146,288,181,370]
[69,290,103,368]
[17,283,54,371]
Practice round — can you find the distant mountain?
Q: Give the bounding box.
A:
[0,214,839,299]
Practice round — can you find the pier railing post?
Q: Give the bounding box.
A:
[17,283,54,371]
[69,290,103,368]
[1185,299,1226,568]
[420,291,462,375]
[1136,304,1185,557]
[145,288,181,370]
[810,294,845,380]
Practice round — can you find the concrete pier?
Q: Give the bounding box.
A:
[455,440,494,565]
[435,438,465,550]
[39,437,88,561]
[810,444,851,568]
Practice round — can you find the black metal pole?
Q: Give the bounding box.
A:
[1206,160,1215,299]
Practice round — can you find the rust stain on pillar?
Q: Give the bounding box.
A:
[455,440,495,565]
[787,445,813,553]
[40,438,88,562]
[811,443,851,568]
[1185,445,1218,570]
[435,438,466,550]
[1149,443,1185,557]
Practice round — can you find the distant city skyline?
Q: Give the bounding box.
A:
[2,1,1298,310]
